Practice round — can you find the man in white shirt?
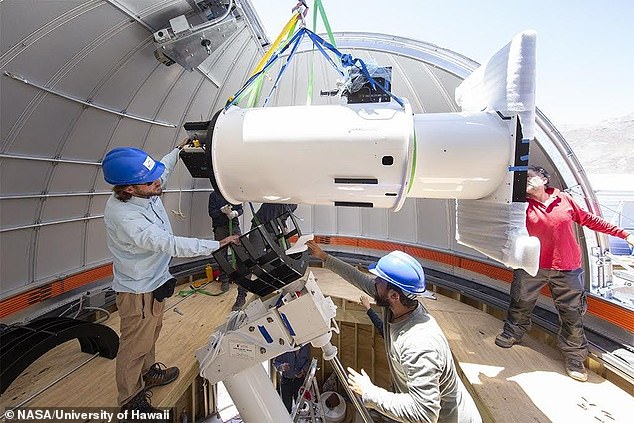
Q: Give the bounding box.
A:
[102,141,238,416]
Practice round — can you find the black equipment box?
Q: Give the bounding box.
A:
[212,210,308,297]
[345,66,392,104]
[179,147,213,178]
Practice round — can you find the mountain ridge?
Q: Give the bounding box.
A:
[559,112,634,175]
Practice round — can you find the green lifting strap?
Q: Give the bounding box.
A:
[177,280,224,297]
[307,0,337,105]
[226,27,403,110]
[314,0,336,46]
[245,74,264,108]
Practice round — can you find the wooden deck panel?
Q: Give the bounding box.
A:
[0,282,245,411]
[310,267,633,423]
[2,269,632,423]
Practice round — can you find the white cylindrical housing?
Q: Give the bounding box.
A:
[212,104,517,209]
[223,365,293,423]
[409,112,513,199]
[212,102,414,210]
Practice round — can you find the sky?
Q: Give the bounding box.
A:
[251,0,633,128]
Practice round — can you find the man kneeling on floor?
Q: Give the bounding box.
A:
[102,141,238,416]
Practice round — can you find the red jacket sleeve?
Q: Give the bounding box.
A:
[567,193,629,239]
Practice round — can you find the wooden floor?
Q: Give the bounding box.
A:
[2,269,633,423]
[310,267,634,423]
[0,281,244,412]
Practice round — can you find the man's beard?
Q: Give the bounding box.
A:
[374,291,390,307]
[133,186,162,198]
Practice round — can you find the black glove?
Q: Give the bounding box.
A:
[152,278,176,302]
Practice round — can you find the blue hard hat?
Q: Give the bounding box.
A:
[102,147,165,185]
[369,251,426,294]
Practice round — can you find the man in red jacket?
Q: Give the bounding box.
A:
[495,165,633,382]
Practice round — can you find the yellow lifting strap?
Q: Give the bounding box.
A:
[252,12,302,76]
[244,11,302,108]
[241,1,336,108]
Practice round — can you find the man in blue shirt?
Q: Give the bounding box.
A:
[273,344,311,413]
[102,141,238,417]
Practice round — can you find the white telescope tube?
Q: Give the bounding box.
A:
[222,365,292,423]
[409,112,513,199]
[212,101,414,209]
[211,102,517,211]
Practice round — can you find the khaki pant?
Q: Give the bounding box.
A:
[115,292,164,405]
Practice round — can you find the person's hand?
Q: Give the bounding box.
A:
[220,204,238,219]
[359,295,372,311]
[219,235,240,248]
[627,234,634,247]
[176,138,190,150]
[306,240,327,261]
[347,367,374,397]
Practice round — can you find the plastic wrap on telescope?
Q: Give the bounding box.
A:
[454,31,539,276]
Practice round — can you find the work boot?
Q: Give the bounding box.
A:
[143,362,180,389]
[495,332,520,348]
[565,359,588,382]
[231,292,246,311]
[120,390,168,422]
[221,280,230,292]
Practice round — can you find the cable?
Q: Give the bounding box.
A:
[72,296,84,319]
[198,310,247,377]
[193,0,234,32]
[170,158,186,219]
[83,306,111,324]
[58,301,80,317]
